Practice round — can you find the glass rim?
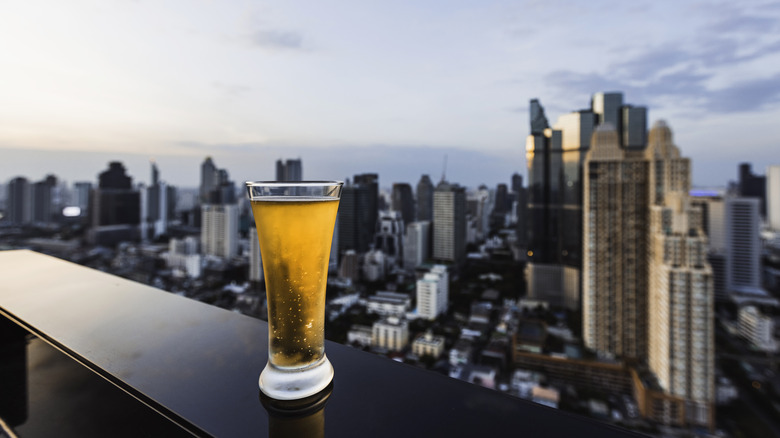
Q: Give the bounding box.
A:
[245,180,343,187]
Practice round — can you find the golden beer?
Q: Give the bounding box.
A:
[251,198,339,369]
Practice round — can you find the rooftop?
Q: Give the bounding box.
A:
[0,250,643,437]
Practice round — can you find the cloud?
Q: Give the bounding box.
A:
[249,30,304,50]
[542,1,780,116]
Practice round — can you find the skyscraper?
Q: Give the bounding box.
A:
[582,124,649,360]
[144,161,176,240]
[525,92,647,310]
[200,157,235,204]
[525,101,594,309]
[89,162,141,245]
[403,221,431,270]
[725,196,761,292]
[338,174,378,255]
[7,177,29,224]
[275,158,303,182]
[646,121,714,428]
[92,162,140,227]
[432,180,466,264]
[738,162,766,216]
[416,175,434,222]
[201,204,239,258]
[391,183,415,225]
[200,157,218,204]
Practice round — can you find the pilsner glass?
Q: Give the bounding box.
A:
[246,181,343,400]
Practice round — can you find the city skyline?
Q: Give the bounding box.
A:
[2,1,780,189]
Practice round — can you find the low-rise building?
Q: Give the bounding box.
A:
[372,317,409,352]
[412,331,445,358]
[366,291,411,317]
[347,324,373,348]
[738,305,778,352]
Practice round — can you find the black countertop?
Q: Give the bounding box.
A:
[0,250,644,437]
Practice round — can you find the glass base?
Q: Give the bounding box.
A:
[259,355,334,401]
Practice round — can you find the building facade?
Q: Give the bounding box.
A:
[645,121,714,429]
[432,181,466,264]
[582,124,649,360]
[416,265,449,320]
[201,204,239,259]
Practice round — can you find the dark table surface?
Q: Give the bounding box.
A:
[0,250,644,437]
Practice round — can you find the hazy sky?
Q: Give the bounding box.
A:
[1,0,779,189]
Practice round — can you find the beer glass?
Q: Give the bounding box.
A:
[246,181,342,400]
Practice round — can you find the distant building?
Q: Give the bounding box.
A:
[248,228,263,282]
[347,325,373,348]
[738,306,778,352]
[725,197,762,293]
[433,181,466,264]
[143,162,176,240]
[6,177,29,224]
[338,249,359,282]
[374,210,404,269]
[362,249,386,282]
[275,158,303,182]
[201,204,239,258]
[416,175,434,222]
[391,183,415,225]
[372,317,409,352]
[366,291,411,317]
[412,331,445,358]
[167,236,202,278]
[200,157,235,205]
[416,265,449,320]
[338,174,378,255]
[403,221,430,271]
[738,162,766,216]
[90,162,140,245]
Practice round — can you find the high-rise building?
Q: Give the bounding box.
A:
[200,157,219,204]
[201,204,239,258]
[90,162,141,245]
[275,158,303,182]
[30,175,57,224]
[374,210,404,269]
[725,197,761,292]
[144,162,176,240]
[432,181,466,264]
[416,175,434,222]
[582,124,649,360]
[92,162,140,227]
[6,177,29,224]
[73,182,92,218]
[525,92,647,310]
[391,183,415,225]
[416,265,449,320]
[338,174,378,255]
[467,187,491,243]
[403,221,430,270]
[738,163,766,216]
[645,121,714,429]
[767,165,780,230]
[200,157,235,205]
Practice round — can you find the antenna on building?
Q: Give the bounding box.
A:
[441,154,448,183]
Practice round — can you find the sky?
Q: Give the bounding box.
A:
[1,0,779,190]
